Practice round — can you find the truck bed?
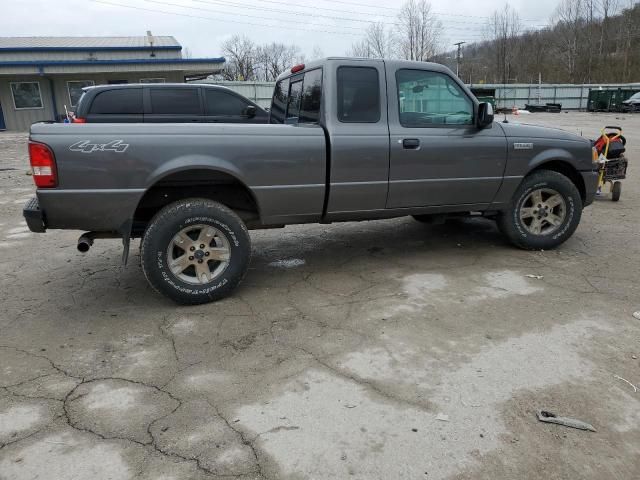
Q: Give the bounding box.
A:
[30,122,327,231]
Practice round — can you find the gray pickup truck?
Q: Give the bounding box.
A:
[24,58,598,304]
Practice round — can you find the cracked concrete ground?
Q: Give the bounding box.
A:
[1,112,639,479]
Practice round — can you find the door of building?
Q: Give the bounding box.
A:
[0,101,6,130]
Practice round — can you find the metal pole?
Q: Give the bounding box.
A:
[453,41,466,77]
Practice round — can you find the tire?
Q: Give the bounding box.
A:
[612,181,621,202]
[140,198,251,305]
[497,170,582,250]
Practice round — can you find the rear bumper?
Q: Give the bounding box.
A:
[581,170,599,207]
[23,196,46,233]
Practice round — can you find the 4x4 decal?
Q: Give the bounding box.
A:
[69,140,129,153]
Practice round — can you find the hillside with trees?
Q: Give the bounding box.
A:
[450,0,640,84]
[217,0,639,85]
[350,0,640,84]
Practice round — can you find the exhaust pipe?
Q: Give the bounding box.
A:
[76,231,121,252]
[77,234,94,252]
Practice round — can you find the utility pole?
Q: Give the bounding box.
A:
[454,41,466,77]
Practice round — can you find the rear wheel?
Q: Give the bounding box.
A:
[497,170,582,250]
[140,198,251,305]
[612,181,621,202]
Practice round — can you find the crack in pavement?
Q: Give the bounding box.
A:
[292,345,434,413]
[53,375,259,479]
[0,345,82,382]
[204,399,266,480]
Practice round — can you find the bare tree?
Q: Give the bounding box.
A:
[366,22,392,58]
[348,22,391,58]
[311,45,325,60]
[553,0,585,82]
[221,35,256,81]
[254,43,302,81]
[348,39,374,58]
[598,0,619,51]
[487,3,521,84]
[618,0,640,81]
[598,0,619,54]
[395,0,442,61]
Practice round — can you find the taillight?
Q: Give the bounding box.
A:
[72,117,86,123]
[29,141,57,188]
[291,63,305,73]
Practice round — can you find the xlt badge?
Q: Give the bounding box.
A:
[513,142,534,150]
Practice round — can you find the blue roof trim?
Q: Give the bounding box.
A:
[0,57,226,67]
[0,46,182,52]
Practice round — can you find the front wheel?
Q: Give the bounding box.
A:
[140,198,251,305]
[612,181,621,202]
[497,170,583,250]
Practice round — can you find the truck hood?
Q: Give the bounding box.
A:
[498,121,590,143]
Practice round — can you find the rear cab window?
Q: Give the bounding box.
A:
[299,69,322,123]
[337,66,380,123]
[286,79,303,124]
[270,68,323,125]
[89,88,143,114]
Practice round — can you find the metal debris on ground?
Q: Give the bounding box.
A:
[613,374,638,393]
[536,410,596,432]
[525,274,544,279]
[633,311,640,320]
[435,413,450,422]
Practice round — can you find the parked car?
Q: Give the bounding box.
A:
[621,92,640,112]
[73,83,268,123]
[24,58,598,305]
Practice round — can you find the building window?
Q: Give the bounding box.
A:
[10,82,43,110]
[67,80,95,107]
[139,78,165,83]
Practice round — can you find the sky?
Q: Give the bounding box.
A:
[1,0,561,58]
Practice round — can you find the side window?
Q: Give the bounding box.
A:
[396,69,473,127]
[150,88,201,115]
[299,68,322,124]
[337,66,380,123]
[285,79,303,124]
[270,78,289,124]
[90,89,143,114]
[204,90,249,116]
[67,80,94,108]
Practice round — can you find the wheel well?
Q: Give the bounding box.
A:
[531,161,586,203]
[133,170,259,236]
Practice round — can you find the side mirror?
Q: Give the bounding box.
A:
[477,102,494,129]
[244,105,257,118]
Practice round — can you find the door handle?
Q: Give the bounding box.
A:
[402,138,420,149]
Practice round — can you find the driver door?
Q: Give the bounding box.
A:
[386,67,506,208]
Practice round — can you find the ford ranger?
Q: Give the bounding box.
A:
[23,58,599,304]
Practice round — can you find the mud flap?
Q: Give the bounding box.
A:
[120,219,132,265]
